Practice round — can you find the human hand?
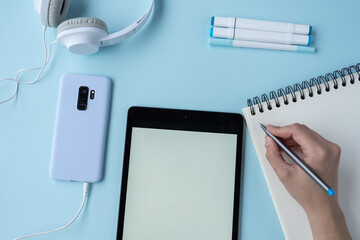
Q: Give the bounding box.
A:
[264,123,339,212]
[264,123,351,240]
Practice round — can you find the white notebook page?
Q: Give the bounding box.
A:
[242,72,360,240]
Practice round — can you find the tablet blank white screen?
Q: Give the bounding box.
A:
[123,127,238,240]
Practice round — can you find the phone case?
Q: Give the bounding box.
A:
[50,73,111,183]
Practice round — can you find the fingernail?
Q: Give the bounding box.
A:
[265,136,271,147]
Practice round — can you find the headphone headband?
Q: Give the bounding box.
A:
[99,0,154,47]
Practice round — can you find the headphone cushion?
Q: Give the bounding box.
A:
[57,17,108,34]
[48,0,70,27]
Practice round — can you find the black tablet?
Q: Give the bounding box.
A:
[116,107,243,240]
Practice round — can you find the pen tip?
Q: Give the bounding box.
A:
[259,123,267,131]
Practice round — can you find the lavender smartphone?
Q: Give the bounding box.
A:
[50,74,111,183]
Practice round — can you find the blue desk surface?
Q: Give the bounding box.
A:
[1,0,359,239]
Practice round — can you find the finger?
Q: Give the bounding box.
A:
[267,123,320,148]
[282,138,299,147]
[302,125,332,145]
[280,145,302,153]
[265,136,293,182]
[270,137,302,153]
[300,125,341,161]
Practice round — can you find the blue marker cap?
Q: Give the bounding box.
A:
[308,36,312,45]
[210,27,213,37]
[309,26,312,35]
[327,188,335,196]
[211,16,215,26]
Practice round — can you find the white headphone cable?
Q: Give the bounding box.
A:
[0,25,57,104]
[13,182,90,240]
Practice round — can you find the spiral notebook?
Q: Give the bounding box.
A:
[242,64,360,240]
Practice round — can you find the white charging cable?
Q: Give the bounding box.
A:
[0,26,57,104]
[14,182,90,240]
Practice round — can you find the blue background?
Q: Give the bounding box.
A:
[1,0,359,239]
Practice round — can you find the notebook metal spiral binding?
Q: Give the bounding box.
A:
[247,63,360,115]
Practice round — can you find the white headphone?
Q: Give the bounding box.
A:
[34,0,154,55]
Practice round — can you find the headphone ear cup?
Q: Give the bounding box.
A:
[48,0,71,27]
[56,17,108,55]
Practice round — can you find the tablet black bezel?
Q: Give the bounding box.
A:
[116,106,243,240]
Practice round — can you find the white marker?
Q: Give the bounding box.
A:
[209,38,315,53]
[211,16,312,35]
[210,27,311,46]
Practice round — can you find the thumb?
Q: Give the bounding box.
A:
[265,136,293,182]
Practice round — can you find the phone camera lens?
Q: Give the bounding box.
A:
[78,86,89,111]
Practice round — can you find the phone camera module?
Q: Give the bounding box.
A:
[77,86,89,111]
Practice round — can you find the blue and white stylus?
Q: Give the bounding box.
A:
[260,123,335,196]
